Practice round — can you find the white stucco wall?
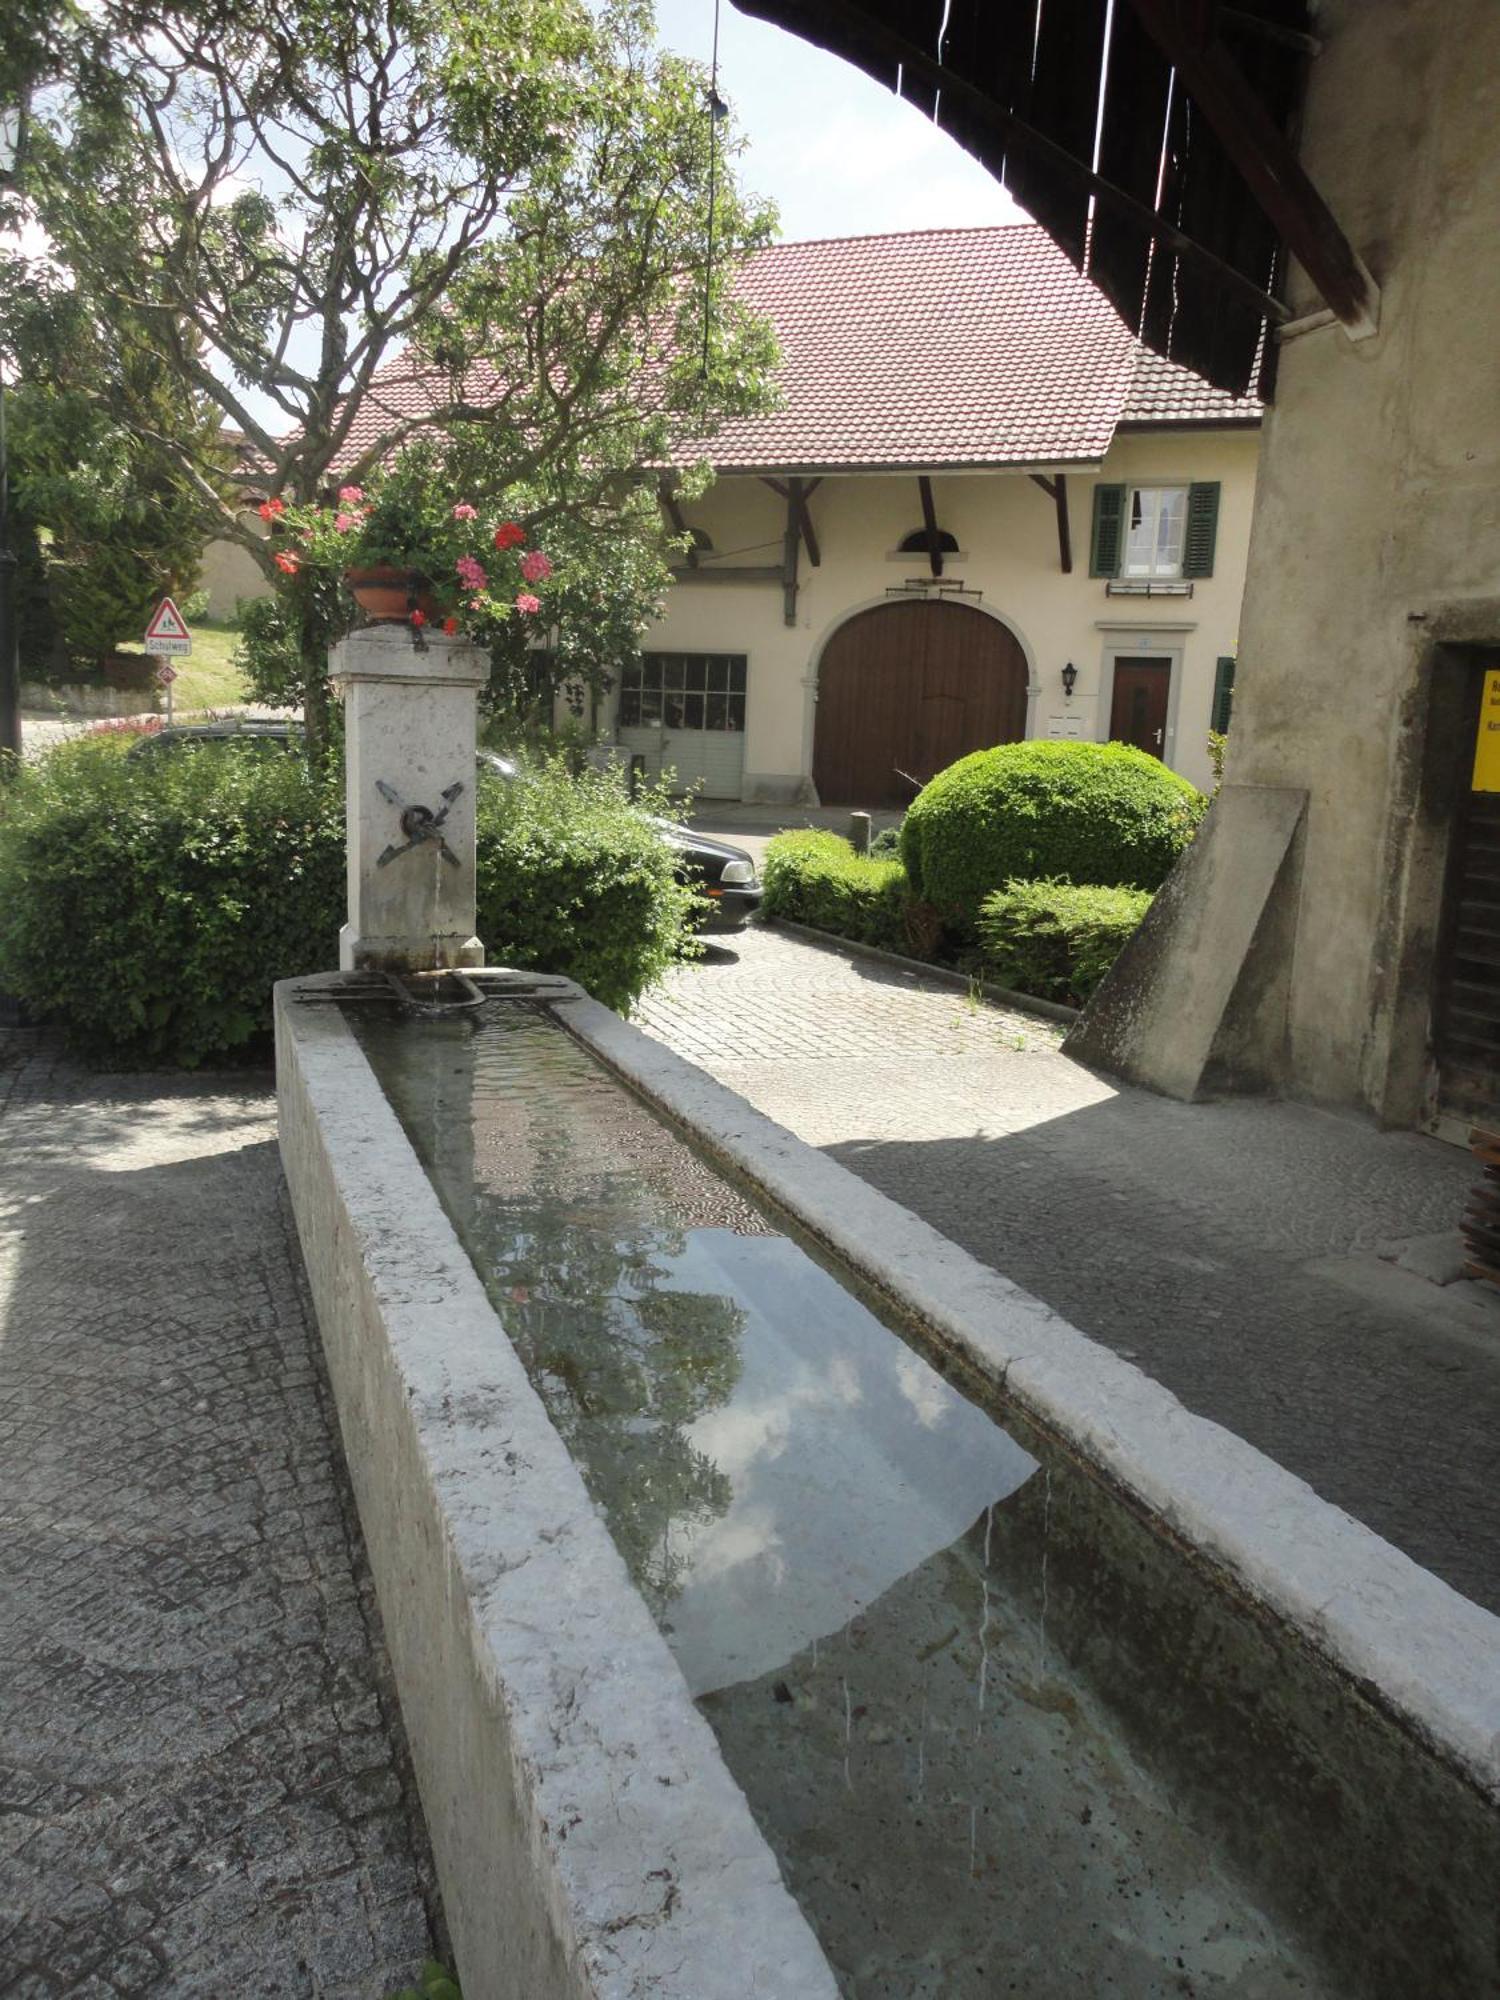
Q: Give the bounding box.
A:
[629,427,1259,801]
[200,522,272,621]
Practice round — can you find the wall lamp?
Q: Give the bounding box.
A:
[1061,661,1078,698]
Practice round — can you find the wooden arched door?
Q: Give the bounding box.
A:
[813,601,1030,807]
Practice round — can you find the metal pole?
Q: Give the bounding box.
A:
[0,371,20,772]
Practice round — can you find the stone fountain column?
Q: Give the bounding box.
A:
[329,624,488,972]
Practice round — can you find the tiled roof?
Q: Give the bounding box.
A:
[318,225,1259,476]
[1117,344,1261,428]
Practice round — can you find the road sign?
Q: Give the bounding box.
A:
[154,663,178,686]
[144,596,192,656]
[1474,669,1500,792]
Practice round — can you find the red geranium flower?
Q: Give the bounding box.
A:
[410,608,427,627]
[273,550,300,574]
[493,521,525,550]
[442,616,458,635]
[258,497,286,521]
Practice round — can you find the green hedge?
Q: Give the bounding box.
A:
[761,830,913,955]
[902,740,1204,936]
[977,878,1152,1006]
[474,762,696,1013]
[0,742,695,1064]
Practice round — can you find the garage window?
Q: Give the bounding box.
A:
[619,653,747,730]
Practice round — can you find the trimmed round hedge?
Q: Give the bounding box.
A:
[901,740,1205,932]
[0,739,695,1065]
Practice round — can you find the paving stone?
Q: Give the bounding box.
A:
[638,925,1500,1614]
[0,1034,440,1996]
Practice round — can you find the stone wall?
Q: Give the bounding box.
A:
[1073,0,1500,1123]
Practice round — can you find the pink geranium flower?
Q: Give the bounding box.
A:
[334,512,357,533]
[338,484,365,503]
[519,549,551,583]
[456,554,488,590]
[451,503,478,521]
[514,592,541,615]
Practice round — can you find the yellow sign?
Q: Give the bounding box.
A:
[1474,669,1500,792]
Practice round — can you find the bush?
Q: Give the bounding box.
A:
[0,745,696,1064]
[761,830,915,955]
[868,820,903,860]
[977,879,1152,1006]
[474,761,698,1013]
[0,737,345,1064]
[901,740,1205,935]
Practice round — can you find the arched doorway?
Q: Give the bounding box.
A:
[813,600,1030,807]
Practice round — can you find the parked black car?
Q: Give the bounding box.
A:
[125,722,763,932]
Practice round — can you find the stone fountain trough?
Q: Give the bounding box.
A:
[277,629,1500,1999]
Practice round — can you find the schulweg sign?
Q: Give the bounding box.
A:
[144,598,192,724]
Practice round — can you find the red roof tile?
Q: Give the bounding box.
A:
[318,224,1259,477]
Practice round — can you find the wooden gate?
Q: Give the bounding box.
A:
[813,601,1029,807]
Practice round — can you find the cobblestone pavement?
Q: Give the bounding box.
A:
[639,926,1500,1614]
[0,1037,439,1997]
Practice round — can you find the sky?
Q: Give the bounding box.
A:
[652,0,1027,242]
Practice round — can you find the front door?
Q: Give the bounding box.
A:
[1109,656,1172,759]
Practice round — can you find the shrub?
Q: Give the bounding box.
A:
[977,879,1153,1006]
[0,736,345,1065]
[761,830,916,955]
[901,740,1205,935]
[474,761,698,1013]
[868,820,903,860]
[0,745,696,1065]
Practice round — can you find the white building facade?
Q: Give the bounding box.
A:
[612,226,1260,806]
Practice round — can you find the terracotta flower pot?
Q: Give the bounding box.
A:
[343,565,439,623]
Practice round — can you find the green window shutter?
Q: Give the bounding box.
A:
[1211,655,1236,733]
[1089,483,1126,578]
[1183,482,1221,577]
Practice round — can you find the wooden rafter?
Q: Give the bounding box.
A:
[1123,0,1379,339]
[917,475,945,579]
[736,0,1291,328]
[760,475,822,568]
[1028,472,1073,574]
[656,476,698,568]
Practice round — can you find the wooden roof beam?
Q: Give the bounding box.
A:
[1029,472,1073,574]
[760,474,822,566]
[917,475,944,579]
[1124,0,1379,340]
[736,0,1291,329]
[657,476,698,567]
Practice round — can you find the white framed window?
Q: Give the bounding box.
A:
[1122,486,1188,578]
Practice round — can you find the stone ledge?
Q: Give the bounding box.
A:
[275,975,838,2000]
[560,987,1500,1808]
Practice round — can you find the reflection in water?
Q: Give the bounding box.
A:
[356,1004,1320,2000]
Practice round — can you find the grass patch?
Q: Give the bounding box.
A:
[110,619,252,711]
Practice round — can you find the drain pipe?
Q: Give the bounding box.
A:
[328,624,489,972]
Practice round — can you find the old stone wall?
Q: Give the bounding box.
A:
[1077,0,1500,1121]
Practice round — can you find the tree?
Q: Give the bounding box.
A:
[8,0,777,739]
[3,281,224,677]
